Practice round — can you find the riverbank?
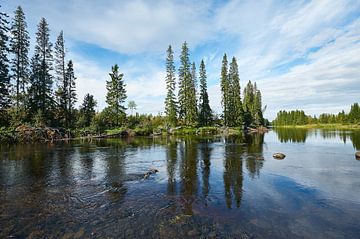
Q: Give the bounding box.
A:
[273,124,360,130]
[0,125,268,143]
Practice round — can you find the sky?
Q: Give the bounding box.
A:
[2,0,360,120]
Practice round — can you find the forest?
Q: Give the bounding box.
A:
[0,5,266,142]
[273,103,360,127]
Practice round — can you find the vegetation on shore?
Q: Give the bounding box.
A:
[272,104,360,129]
[0,5,268,143]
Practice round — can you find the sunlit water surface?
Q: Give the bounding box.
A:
[1,129,360,238]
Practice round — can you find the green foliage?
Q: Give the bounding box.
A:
[243,81,264,127]
[27,18,54,124]
[106,64,127,127]
[198,60,212,126]
[78,93,97,128]
[220,54,230,126]
[10,6,30,109]
[273,103,360,126]
[0,6,11,119]
[164,45,177,126]
[178,42,197,126]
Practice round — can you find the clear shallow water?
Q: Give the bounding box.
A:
[1,129,360,238]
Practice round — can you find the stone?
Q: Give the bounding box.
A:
[355,151,360,160]
[273,153,286,159]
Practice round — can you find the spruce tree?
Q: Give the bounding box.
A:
[65,60,76,127]
[10,6,30,108]
[178,42,197,125]
[198,60,212,126]
[106,64,126,127]
[243,81,254,127]
[228,57,243,127]
[220,54,230,126]
[28,18,54,123]
[0,6,11,122]
[164,45,177,126]
[78,93,97,127]
[253,83,264,126]
[54,31,67,126]
[188,61,198,124]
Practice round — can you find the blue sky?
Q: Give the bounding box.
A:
[2,0,360,119]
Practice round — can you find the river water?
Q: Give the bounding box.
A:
[1,129,360,238]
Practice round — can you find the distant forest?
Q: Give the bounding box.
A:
[0,5,266,133]
[273,103,360,126]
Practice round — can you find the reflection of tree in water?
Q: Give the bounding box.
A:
[199,139,212,204]
[274,128,308,143]
[223,136,244,209]
[350,131,360,150]
[245,133,264,178]
[104,144,127,203]
[179,138,199,215]
[166,137,178,195]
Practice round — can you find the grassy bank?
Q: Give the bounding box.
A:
[273,124,360,130]
[0,125,249,143]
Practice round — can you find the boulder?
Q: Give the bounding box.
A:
[356,152,360,160]
[273,153,286,159]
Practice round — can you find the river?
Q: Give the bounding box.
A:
[1,129,360,238]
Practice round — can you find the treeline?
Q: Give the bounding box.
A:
[273,103,360,126]
[164,43,266,128]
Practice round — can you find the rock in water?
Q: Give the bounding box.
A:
[273,153,286,159]
[356,152,360,160]
[143,168,159,179]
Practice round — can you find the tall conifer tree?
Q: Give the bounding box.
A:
[28,18,54,123]
[10,6,30,108]
[164,45,177,125]
[178,42,197,125]
[106,64,126,127]
[228,57,243,127]
[0,6,11,122]
[220,54,230,126]
[198,60,212,126]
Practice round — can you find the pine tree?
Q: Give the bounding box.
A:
[10,6,30,108]
[164,45,177,125]
[228,56,243,127]
[198,60,212,126]
[178,42,197,125]
[28,18,54,123]
[78,93,97,127]
[106,64,126,127]
[220,54,230,126]
[0,6,11,122]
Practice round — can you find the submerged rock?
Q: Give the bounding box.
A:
[356,152,360,160]
[273,153,286,159]
[144,168,159,179]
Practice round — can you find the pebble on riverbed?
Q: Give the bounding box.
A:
[355,152,360,160]
[273,153,286,159]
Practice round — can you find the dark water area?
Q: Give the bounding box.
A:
[1,129,360,238]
